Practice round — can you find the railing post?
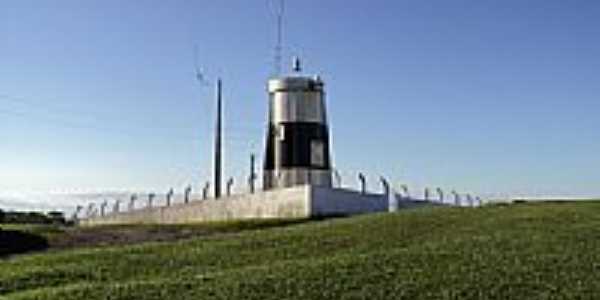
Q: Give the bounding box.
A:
[358,173,366,194]
[436,188,444,203]
[249,154,256,194]
[452,191,460,206]
[401,184,410,200]
[100,200,108,217]
[380,176,397,212]
[227,178,234,197]
[113,200,121,213]
[203,182,210,200]
[129,194,137,211]
[73,205,83,221]
[86,203,94,218]
[379,176,390,196]
[184,185,192,203]
[148,193,155,208]
[166,188,174,207]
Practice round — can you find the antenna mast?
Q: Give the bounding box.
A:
[273,0,285,75]
[214,78,222,199]
[192,47,222,199]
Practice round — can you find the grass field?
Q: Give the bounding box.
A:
[1,218,310,252]
[1,201,600,299]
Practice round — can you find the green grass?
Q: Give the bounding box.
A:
[1,201,600,299]
[1,219,311,252]
[0,224,66,239]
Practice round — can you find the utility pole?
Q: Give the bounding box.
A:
[214,78,223,199]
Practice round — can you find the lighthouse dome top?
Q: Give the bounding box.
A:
[268,57,324,92]
[268,76,324,93]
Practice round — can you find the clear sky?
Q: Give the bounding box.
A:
[1,0,599,210]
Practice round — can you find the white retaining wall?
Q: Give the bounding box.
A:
[311,186,388,216]
[81,186,311,226]
[80,185,392,226]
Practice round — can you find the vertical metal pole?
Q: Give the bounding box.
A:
[148,193,155,208]
[203,182,210,200]
[401,185,410,199]
[227,178,234,197]
[250,153,256,194]
[214,79,222,199]
[379,177,390,196]
[275,0,284,75]
[358,173,366,194]
[184,186,192,204]
[101,201,107,217]
[166,188,173,207]
[129,194,137,211]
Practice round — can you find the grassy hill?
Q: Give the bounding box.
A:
[1,201,599,299]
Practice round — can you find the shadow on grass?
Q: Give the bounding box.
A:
[51,218,321,250]
[0,217,344,254]
[0,229,49,258]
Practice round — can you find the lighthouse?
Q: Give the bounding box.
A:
[263,58,333,190]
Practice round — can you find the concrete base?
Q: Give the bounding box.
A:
[80,185,391,226]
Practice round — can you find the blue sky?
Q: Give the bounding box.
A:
[1,0,599,209]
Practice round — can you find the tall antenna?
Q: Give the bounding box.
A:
[192,46,222,199]
[269,0,285,75]
[214,78,223,199]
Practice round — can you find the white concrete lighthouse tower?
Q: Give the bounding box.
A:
[263,58,333,190]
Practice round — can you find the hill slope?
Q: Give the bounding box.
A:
[1,202,600,299]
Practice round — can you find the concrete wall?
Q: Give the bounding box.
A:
[80,186,425,226]
[81,185,311,226]
[310,186,387,216]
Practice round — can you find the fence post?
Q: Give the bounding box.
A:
[129,194,137,211]
[436,188,444,203]
[227,178,234,197]
[452,191,460,206]
[100,201,108,217]
[203,182,210,200]
[166,188,174,206]
[86,203,94,218]
[73,205,83,221]
[184,186,192,203]
[249,154,256,194]
[113,200,121,213]
[148,193,155,208]
[358,173,366,194]
[380,177,397,212]
[401,184,410,200]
